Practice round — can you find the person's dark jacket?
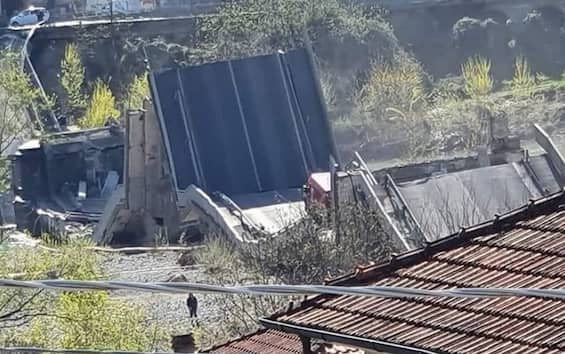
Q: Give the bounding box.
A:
[187,295,198,310]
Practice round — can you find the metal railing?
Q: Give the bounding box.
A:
[49,0,222,22]
[383,173,426,247]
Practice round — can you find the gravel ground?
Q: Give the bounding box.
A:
[100,251,222,337]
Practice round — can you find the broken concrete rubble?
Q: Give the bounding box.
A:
[306,125,565,251]
[9,45,565,252]
[10,126,124,236]
[10,48,338,245]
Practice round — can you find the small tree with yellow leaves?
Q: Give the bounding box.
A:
[60,43,86,121]
[504,56,539,97]
[80,80,120,128]
[125,72,149,111]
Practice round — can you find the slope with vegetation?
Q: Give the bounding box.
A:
[24,2,565,162]
[0,236,169,351]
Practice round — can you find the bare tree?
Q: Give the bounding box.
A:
[193,203,397,348]
[0,50,47,191]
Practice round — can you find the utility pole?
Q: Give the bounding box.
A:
[109,0,121,99]
[110,0,113,24]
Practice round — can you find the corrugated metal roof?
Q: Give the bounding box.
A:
[150,48,336,197]
[397,155,562,240]
[264,192,565,354]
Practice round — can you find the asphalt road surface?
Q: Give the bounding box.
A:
[1,15,200,32]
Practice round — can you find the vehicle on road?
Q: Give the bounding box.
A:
[9,7,50,27]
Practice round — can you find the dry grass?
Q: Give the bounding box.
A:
[461,56,493,98]
[357,58,425,122]
[505,56,536,97]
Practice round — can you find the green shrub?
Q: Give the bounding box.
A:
[194,0,397,62]
[125,72,149,110]
[79,80,120,128]
[60,43,86,120]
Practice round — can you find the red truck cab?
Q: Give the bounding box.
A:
[304,172,331,209]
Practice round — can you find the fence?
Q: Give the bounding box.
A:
[48,0,222,21]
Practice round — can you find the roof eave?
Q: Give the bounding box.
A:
[260,318,439,354]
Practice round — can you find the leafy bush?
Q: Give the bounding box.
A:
[195,0,396,62]
[79,80,120,128]
[461,56,493,97]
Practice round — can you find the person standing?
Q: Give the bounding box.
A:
[187,293,198,318]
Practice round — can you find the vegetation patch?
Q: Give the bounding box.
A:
[0,236,169,351]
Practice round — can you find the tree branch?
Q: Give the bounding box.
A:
[0,289,44,322]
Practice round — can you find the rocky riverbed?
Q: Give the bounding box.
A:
[100,250,222,337]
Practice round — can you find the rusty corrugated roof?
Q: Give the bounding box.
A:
[263,192,565,354]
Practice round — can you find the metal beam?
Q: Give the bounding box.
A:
[261,318,439,354]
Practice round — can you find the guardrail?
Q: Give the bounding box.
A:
[42,0,222,23]
[353,152,411,251]
[383,173,426,248]
[213,191,268,238]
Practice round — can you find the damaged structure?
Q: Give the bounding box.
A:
[11,126,124,235]
[94,47,338,244]
[309,124,565,252]
[9,46,565,250]
[370,124,565,249]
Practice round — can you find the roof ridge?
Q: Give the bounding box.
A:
[325,190,565,287]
